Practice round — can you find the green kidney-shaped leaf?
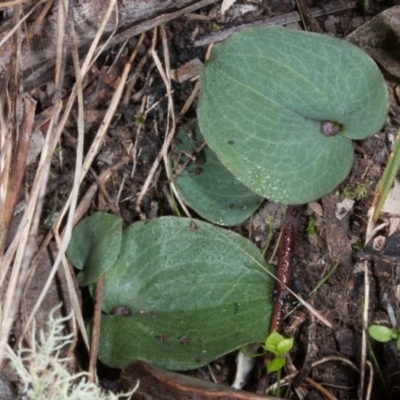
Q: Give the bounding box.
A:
[267,356,285,374]
[172,122,263,226]
[368,325,394,343]
[276,338,293,355]
[264,331,284,354]
[198,26,388,204]
[97,216,274,370]
[66,212,122,286]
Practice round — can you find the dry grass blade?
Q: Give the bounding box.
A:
[158,25,191,218]
[365,361,373,400]
[135,25,191,219]
[20,1,119,352]
[89,276,104,383]
[21,0,118,342]
[366,128,400,243]
[0,2,25,261]
[359,261,371,399]
[179,43,212,116]
[0,0,38,8]
[179,79,200,116]
[0,95,35,256]
[212,225,332,329]
[268,356,360,396]
[0,0,70,364]
[1,0,120,366]
[0,1,47,49]
[304,377,338,400]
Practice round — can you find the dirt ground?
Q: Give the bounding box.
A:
[3,0,400,399]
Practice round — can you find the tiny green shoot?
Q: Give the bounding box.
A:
[261,215,274,256]
[263,331,293,397]
[369,325,400,350]
[42,192,59,229]
[211,22,220,31]
[352,241,364,251]
[53,144,62,157]
[305,215,318,238]
[363,301,390,396]
[135,113,146,126]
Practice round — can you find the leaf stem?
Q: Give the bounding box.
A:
[256,204,302,394]
[270,205,302,332]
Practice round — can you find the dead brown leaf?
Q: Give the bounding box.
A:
[117,360,280,400]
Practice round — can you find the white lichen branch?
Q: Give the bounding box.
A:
[6,306,138,399]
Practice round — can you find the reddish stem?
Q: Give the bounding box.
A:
[269,205,302,332]
[256,204,302,394]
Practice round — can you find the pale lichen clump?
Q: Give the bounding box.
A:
[6,306,138,400]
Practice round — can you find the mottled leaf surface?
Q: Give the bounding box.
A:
[198,26,388,204]
[97,217,274,370]
[172,123,263,226]
[66,212,122,286]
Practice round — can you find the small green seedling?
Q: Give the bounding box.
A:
[237,332,294,395]
[369,325,400,350]
[264,331,293,397]
[135,113,146,126]
[305,215,318,238]
[264,331,293,373]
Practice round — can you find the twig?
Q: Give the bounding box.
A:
[135,26,187,219]
[0,0,71,365]
[194,1,357,46]
[3,0,219,91]
[365,361,373,400]
[107,0,218,50]
[270,205,302,333]
[179,79,200,116]
[304,377,339,400]
[267,356,360,394]
[359,261,370,399]
[121,34,151,109]
[0,94,35,255]
[256,205,302,394]
[88,276,104,384]
[295,0,323,33]
[18,0,119,343]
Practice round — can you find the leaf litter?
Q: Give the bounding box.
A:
[1,1,400,399]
